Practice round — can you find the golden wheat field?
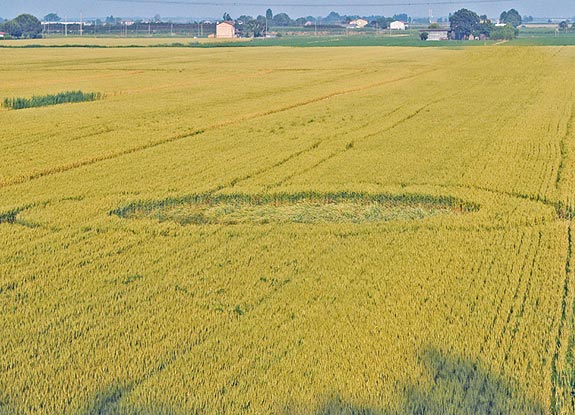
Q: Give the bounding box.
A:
[0,44,574,414]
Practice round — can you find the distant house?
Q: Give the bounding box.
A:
[0,32,5,39]
[349,18,369,28]
[423,29,449,41]
[216,21,235,39]
[304,21,314,26]
[390,21,407,30]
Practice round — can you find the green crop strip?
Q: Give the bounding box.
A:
[3,91,103,110]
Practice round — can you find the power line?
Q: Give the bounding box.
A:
[97,0,517,8]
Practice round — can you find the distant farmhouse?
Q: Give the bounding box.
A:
[424,29,450,41]
[216,21,236,39]
[349,18,369,28]
[0,32,5,38]
[390,21,407,30]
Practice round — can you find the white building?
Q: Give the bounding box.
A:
[349,18,369,28]
[425,29,449,41]
[390,21,407,30]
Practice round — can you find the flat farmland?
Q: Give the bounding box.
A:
[0,45,574,414]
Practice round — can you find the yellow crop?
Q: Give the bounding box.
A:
[0,44,574,414]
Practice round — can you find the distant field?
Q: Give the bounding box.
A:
[0,34,484,48]
[514,32,575,46]
[1,45,574,414]
[0,36,248,47]
[3,30,574,48]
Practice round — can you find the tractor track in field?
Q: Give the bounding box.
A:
[551,224,573,415]
[503,231,542,366]
[81,226,290,411]
[0,67,440,191]
[380,177,574,414]
[480,230,526,356]
[495,230,539,361]
[263,95,450,190]
[555,101,574,191]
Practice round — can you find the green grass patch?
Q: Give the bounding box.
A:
[0,208,22,224]
[3,90,103,110]
[187,35,486,48]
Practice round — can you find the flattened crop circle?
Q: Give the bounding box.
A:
[112,192,478,225]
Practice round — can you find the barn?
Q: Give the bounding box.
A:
[349,18,369,28]
[425,29,450,41]
[390,21,407,30]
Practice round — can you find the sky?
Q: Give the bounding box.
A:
[0,0,574,20]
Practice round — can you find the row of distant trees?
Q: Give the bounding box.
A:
[223,9,412,34]
[220,9,414,37]
[2,8,572,40]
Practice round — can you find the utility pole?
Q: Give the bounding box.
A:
[80,12,83,36]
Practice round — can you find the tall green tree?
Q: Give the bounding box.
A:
[449,9,480,40]
[44,13,61,22]
[393,13,409,22]
[500,9,522,27]
[2,20,22,37]
[243,18,266,37]
[1,14,42,38]
[223,12,232,22]
[324,11,342,24]
[272,12,292,26]
[266,9,273,21]
[375,16,392,29]
[490,24,518,40]
[476,17,494,37]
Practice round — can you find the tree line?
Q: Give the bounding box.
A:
[1,7,564,41]
[222,9,414,37]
